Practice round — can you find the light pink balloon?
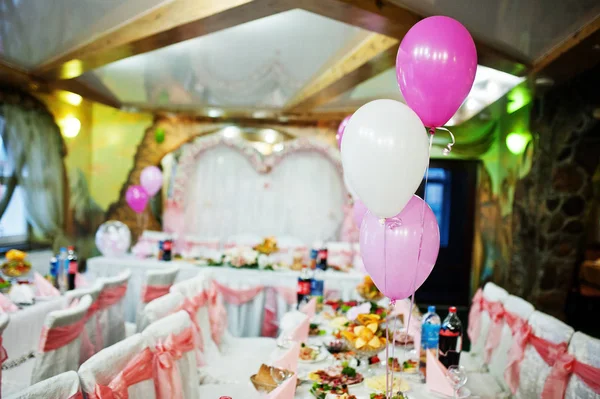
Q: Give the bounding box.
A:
[140,166,163,196]
[359,195,440,300]
[396,16,477,127]
[336,115,352,149]
[353,200,368,229]
[125,185,149,214]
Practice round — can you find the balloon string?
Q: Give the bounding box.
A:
[391,304,398,397]
[436,127,455,156]
[383,219,389,396]
[404,129,434,363]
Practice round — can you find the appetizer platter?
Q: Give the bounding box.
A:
[364,374,410,392]
[309,323,326,336]
[299,344,328,363]
[308,365,364,386]
[387,357,418,373]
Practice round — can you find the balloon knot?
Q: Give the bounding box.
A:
[437,127,455,156]
[386,216,402,230]
[390,299,396,306]
[378,218,386,226]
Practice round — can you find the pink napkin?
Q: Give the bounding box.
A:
[273,342,301,372]
[34,272,60,297]
[299,297,316,318]
[290,316,309,343]
[0,293,18,312]
[426,350,454,396]
[267,374,297,399]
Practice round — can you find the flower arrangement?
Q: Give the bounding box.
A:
[224,246,259,268]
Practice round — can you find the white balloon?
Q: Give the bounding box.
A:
[341,99,429,218]
[343,172,359,200]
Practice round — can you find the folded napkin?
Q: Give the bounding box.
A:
[267,374,297,399]
[0,292,19,312]
[299,297,316,318]
[273,342,300,373]
[9,283,34,305]
[426,350,454,396]
[34,272,60,297]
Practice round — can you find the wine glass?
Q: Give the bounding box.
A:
[270,367,289,385]
[446,365,467,399]
[276,334,292,349]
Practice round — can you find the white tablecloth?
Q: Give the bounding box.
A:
[86,256,364,330]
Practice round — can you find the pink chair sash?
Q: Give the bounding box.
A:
[273,342,300,372]
[276,287,297,306]
[290,316,309,343]
[504,315,532,394]
[299,297,316,319]
[212,280,264,305]
[262,288,279,338]
[40,318,87,352]
[97,284,128,310]
[206,283,228,346]
[267,374,297,399]
[483,300,505,363]
[80,300,101,363]
[142,284,172,303]
[90,327,194,399]
[69,393,84,399]
[177,294,207,367]
[467,288,484,344]
[0,293,18,313]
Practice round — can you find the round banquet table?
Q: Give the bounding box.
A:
[86,256,365,328]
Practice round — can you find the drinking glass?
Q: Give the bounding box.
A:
[276,334,292,349]
[446,365,467,399]
[270,367,289,385]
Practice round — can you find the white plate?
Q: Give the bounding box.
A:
[299,350,328,363]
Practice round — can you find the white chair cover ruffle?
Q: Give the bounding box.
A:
[6,370,82,399]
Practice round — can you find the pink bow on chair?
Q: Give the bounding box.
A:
[483,301,505,363]
[142,284,173,303]
[178,294,207,366]
[152,328,195,399]
[467,288,484,344]
[504,317,532,394]
[206,283,228,346]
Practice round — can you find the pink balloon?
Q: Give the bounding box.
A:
[359,195,440,300]
[140,166,163,196]
[353,200,368,228]
[396,16,477,127]
[125,185,149,214]
[336,115,352,149]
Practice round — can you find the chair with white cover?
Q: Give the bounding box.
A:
[516,311,574,399]
[488,295,535,392]
[78,334,154,398]
[138,292,186,332]
[135,267,180,332]
[141,311,200,399]
[6,370,82,399]
[31,294,93,384]
[96,270,131,348]
[565,331,600,399]
[462,282,509,371]
[65,282,104,363]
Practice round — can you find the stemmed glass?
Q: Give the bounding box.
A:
[446,365,468,398]
[270,367,290,386]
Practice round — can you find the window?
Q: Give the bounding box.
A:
[0,124,28,246]
[424,168,451,247]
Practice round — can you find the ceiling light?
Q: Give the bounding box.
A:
[506,132,530,154]
[222,126,239,138]
[58,115,81,138]
[264,129,277,144]
[58,91,82,106]
[253,111,268,119]
[207,108,223,118]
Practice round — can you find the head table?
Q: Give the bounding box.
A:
[86,256,365,330]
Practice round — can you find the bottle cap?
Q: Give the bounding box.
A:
[427,305,436,313]
[60,247,67,251]
[449,306,457,313]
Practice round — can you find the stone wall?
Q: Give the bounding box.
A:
[507,65,600,319]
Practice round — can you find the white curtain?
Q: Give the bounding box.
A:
[183,144,345,245]
[0,104,65,243]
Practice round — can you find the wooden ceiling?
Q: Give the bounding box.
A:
[1,0,599,117]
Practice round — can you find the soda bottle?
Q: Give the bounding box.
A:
[438,306,463,368]
[296,265,313,309]
[418,305,441,380]
[67,246,78,290]
[318,248,328,270]
[49,256,59,289]
[57,247,69,293]
[162,239,172,261]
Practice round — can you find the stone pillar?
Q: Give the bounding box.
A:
[507,66,600,319]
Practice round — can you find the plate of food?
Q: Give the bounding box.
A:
[309,323,326,336]
[308,365,364,386]
[387,357,418,373]
[370,393,408,399]
[309,382,356,399]
[365,375,410,393]
[299,344,328,363]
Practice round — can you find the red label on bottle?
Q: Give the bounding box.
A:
[163,240,172,251]
[439,329,460,337]
[297,281,311,295]
[68,260,78,274]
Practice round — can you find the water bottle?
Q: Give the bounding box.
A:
[49,256,59,289]
[419,305,441,381]
[311,267,324,301]
[57,247,69,293]
[438,306,463,368]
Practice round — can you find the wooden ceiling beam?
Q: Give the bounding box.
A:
[284,33,398,111]
[532,14,600,84]
[293,0,529,76]
[34,0,292,81]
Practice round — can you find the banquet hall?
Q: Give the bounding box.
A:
[0,0,599,398]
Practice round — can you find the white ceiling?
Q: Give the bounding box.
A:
[0,0,172,68]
